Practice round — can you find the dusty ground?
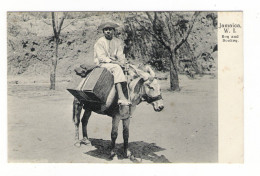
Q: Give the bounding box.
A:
[8,74,218,163]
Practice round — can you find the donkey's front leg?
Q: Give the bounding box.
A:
[81,108,91,145]
[73,98,83,147]
[122,118,131,158]
[110,115,120,159]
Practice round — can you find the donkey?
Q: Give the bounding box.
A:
[72,64,164,159]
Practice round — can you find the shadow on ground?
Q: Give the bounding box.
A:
[84,138,170,163]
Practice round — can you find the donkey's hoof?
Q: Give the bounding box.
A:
[123,149,131,158]
[130,155,142,163]
[130,154,135,161]
[80,138,91,145]
[109,150,116,160]
[74,141,81,147]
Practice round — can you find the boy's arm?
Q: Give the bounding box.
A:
[94,43,112,63]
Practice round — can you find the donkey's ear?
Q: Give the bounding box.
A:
[134,77,145,94]
[138,71,150,81]
[144,65,155,78]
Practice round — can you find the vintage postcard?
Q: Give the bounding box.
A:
[7,11,243,163]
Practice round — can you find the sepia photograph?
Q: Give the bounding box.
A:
[7,11,221,163]
[3,0,260,174]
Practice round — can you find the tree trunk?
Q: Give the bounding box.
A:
[50,40,58,90]
[169,54,180,91]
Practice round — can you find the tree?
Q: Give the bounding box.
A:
[50,12,67,90]
[130,12,200,91]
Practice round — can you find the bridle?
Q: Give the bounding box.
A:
[139,78,163,104]
[142,94,163,104]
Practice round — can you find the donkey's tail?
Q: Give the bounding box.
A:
[72,99,77,123]
[73,100,76,123]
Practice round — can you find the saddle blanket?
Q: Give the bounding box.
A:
[67,67,114,104]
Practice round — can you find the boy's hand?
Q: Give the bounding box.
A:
[110,57,117,61]
[111,60,124,67]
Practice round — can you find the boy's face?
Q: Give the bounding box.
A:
[103,27,115,40]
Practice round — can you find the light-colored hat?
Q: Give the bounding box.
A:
[98,22,120,30]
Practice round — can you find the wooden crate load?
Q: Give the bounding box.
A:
[67,67,114,104]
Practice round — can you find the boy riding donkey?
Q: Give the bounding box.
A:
[94,22,131,107]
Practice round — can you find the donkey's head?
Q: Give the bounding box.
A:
[129,65,164,112]
[142,76,164,112]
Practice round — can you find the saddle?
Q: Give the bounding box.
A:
[68,64,130,118]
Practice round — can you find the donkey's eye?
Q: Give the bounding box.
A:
[148,86,154,90]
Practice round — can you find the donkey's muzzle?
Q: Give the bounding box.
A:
[154,104,164,112]
[159,105,164,111]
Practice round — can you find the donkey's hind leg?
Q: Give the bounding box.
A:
[80,108,92,145]
[73,98,83,147]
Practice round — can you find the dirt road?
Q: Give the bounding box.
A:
[8,75,218,163]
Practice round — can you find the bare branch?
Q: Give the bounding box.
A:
[134,17,171,51]
[145,12,171,48]
[61,18,78,31]
[145,12,155,24]
[146,11,158,33]
[167,12,177,42]
[161,12,173,42]
[42,19,51,26]
[57,12,66,36]
[146,12,159,35]
[8,39,15,50]
[51,12,57,37]
[174,11,200,53]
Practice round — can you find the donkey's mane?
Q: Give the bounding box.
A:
[128,64,147,93]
